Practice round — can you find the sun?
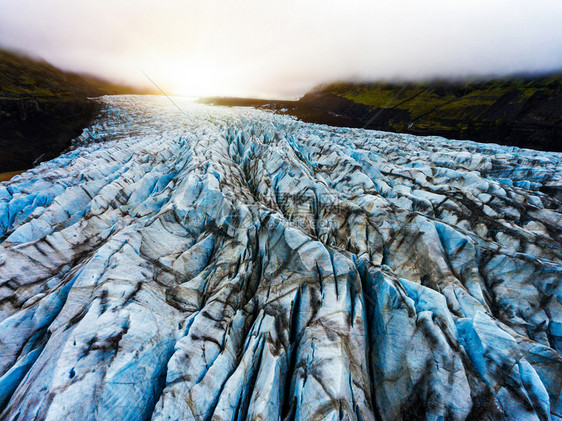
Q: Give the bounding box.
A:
[152,59,238,98]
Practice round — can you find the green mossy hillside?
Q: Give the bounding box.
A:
[0,49,154,99]
[323,76,561,121]
[301,75,562,150]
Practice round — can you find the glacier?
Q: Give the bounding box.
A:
[0,95,561,420]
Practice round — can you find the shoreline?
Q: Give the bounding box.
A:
[0,169,25,182]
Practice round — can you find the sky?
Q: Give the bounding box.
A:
[1,0,561,98]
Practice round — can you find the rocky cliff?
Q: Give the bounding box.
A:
[0,96,561,420]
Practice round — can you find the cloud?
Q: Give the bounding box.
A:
[1,0,561,98]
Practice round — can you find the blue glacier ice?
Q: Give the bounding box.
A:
[0,95,561,420]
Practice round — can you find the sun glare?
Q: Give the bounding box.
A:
[149,59,243,98]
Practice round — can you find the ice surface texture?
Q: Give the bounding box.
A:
[0,95,561,420]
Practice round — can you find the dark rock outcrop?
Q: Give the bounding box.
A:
[0,97,101,172]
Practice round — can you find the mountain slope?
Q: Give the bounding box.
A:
[0,49,150,99]
[300,76,562,151]
[0,49,155,172]
[0,96,561,420]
